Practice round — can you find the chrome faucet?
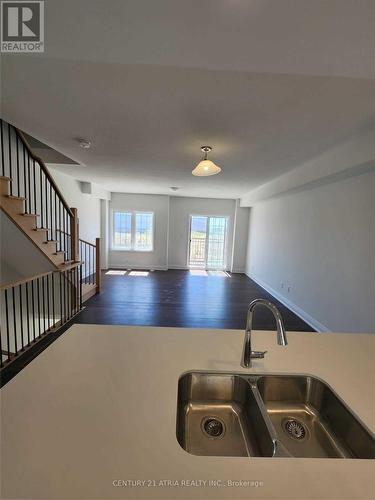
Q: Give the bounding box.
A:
[241,298,288,368]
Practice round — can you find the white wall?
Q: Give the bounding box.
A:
[109,193,169,270]
[100,199,110,270]
[48,168,107,244]
[240,130,375,206]
[1,211,54,285]
[231,200,250,273]
[107,193,249,272]
[245,170,375,333]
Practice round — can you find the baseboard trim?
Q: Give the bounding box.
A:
[108,265,168,271]
[245,272,330,333]
[168,265,234,272]
[231,268,246,274]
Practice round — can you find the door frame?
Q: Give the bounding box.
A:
[187,214,229,270]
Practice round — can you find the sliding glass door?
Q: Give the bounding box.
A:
[188,215,228,270]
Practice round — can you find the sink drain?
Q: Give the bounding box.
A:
[202,417,225,438]
[283,419,307,440]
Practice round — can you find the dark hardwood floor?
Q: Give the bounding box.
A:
[76,270,314,331]
[1,269,313,387]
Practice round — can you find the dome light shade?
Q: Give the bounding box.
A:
[192,146,221,176]
[192,159,221,176]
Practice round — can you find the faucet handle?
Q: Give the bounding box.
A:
[250,350,267,359]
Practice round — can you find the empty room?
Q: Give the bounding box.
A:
[0,1,374,499]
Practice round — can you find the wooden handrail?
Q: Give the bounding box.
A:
[0,270,54,290]
[57,233,96,248]
[79,238,96,247]
[2,120,79,266]
[0,262,83,371]
[0,263,81,290]
[16,129,74,218]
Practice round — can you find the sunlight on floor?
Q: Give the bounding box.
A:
[105,270,230,277]
[209,271,231,278]
[189,270,208,276]
[189,270,230,277]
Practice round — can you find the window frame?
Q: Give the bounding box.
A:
[112,210,155,252]
[187,214,230,270]
[112,211,132,250]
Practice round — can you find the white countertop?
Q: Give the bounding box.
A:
[1,325,375,500]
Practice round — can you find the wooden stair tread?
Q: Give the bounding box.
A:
[57,262,81,271]
[0,124,88,275]
[6,195,26,200]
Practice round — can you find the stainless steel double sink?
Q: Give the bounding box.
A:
[176,372,375,459]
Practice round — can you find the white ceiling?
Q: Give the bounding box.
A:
[1,0,375,198]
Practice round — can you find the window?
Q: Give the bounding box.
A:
[113,212,154,251]
[114,212,132,249]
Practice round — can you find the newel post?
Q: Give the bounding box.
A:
[71,208,79,262]
[96,237,101,293]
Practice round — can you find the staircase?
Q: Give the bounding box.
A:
[0,176,75,268]
[0,119,101,373]
[0,120,79,268]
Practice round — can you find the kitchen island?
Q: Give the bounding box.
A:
[1,325,375,499]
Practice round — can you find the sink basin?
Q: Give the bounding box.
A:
[256,375,375,459]
[176,372,375,459]
[176,372,274,457]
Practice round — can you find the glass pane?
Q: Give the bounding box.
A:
[207,217,227,269]
[189,216,207,268]
[134,213,153,251]
[114,212,132,248]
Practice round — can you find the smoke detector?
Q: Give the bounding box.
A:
[78,138,92,149]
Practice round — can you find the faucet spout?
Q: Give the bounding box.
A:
[241,298,287,368]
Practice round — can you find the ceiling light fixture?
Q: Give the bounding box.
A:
[192,146,221,176]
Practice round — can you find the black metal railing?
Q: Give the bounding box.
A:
[0,119,74,261]
[0,265,82,369]
[189,238,206,267]
[79,239,97,284]
[0,119,102,373]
